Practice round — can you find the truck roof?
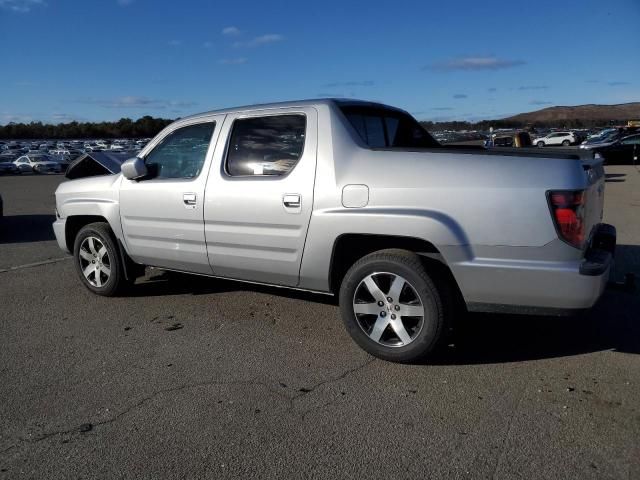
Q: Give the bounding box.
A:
[179,98,407,121]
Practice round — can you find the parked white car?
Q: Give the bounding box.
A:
[533,132,575,147]
[13,155,62,174]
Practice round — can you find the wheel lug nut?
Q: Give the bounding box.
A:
[377,301,384,307]
[387,297,393,302]
[380,311,386,317]
[391,314,396,320]
[394,305,400,311]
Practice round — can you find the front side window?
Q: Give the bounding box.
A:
[226,115,306,176]
[144,122,215,179]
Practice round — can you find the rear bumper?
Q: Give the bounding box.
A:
[455,224,616,314]
[52,217,69,253]
[579,223,615,276]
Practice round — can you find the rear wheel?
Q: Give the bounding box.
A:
[73,222,127,296]
[537,141,545,147]
[562,140,571,146]
[339,249,449,363]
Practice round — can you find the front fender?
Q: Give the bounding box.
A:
[55,175,124,245]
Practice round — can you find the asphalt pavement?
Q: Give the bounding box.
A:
[0,168,638,479]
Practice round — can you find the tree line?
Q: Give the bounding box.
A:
[0,115,628,140]
[0,116,173,139]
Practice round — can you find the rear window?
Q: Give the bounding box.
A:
[340,105,440,149]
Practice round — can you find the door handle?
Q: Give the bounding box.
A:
[183,193,197,207]
[283,194,301,208]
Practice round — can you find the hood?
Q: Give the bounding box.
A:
[65,151,131,179]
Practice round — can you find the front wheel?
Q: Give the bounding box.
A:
[73,222,127,296]
[537,141,545,147]
[339,249,449,363]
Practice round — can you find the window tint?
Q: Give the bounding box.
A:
[385,117,400,145]
[622,135,640,145]
[340,106,440,149]
[364,116,386,148]
[144,122,215,179]
[226,115,306,176]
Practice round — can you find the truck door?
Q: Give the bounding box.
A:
[119,116,224,274]
[204,107,317,286]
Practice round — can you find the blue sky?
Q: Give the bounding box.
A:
[0,0,638,124]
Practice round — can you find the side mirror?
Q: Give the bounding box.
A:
[121,157,147,180]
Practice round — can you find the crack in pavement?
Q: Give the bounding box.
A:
[3,379,287,452]
[0,257,71,274]
[293,357,376,403]
[1,359,376,456]
[292,357,376,417]
[490,382,528,480]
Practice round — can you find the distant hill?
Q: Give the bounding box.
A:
[503,102,640,123]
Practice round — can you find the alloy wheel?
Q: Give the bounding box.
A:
[352,272,425,347]
[78,236,111,287]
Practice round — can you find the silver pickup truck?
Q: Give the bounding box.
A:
[53,99,616,362]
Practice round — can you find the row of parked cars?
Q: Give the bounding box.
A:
[486,126,639,164]
[0,139,148,175]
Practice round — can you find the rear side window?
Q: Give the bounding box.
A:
[226,115,306,176]
[145,122,215,179]
[340,106,440,149]
[622,135,640,145]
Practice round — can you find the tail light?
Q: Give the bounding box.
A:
[548,190,586,248]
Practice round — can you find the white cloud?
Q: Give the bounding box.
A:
[219,57,247,65]
[51,113,88,123]
[117,0,134,5]
[322,80,374,88]
[234,33,284,48]
[168,40,182,47]
[428,56,526,71]
[0,0,45,13]
[77,96,196,109]
[1,112,33,123]
[203,41,214,49]
[222,26,241,36]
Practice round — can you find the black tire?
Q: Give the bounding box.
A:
[73,222,127,296]
[537,141,545,147]
[339,249,450,363]
[562,140,571,146]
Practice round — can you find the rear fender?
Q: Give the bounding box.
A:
[298,207,472,291]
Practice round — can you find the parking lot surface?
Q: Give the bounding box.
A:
[1,169,639,479]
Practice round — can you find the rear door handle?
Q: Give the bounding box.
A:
[283,194,301,209]
[183,192,197,208]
